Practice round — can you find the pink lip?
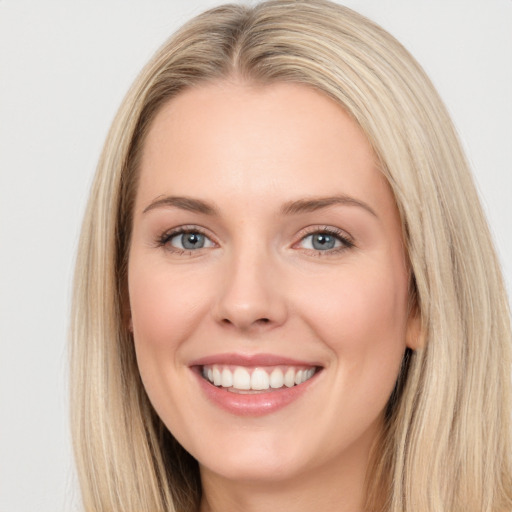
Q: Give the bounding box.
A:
[190,352,321,367]
[189,353,322,417]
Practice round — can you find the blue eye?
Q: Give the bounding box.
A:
[299,230,353,252]
[165,231,215,251]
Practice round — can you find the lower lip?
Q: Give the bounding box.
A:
[193,369,319,417]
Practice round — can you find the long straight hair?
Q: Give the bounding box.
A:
[70,1,512,510]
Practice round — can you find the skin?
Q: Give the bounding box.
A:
[128,80,419,512]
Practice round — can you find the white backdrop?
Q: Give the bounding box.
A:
[0,1,510,510]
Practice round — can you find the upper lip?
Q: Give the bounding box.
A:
[189,353,322,368]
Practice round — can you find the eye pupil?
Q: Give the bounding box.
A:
[182,232,205,249]
[312,233,335,250]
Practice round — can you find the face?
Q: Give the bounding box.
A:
[128,81,417,489]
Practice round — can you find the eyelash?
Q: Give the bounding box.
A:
[155,225,355,256]
[156,226,215,255]
[296,226,355,256]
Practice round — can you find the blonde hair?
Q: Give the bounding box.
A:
[70,1,512,510]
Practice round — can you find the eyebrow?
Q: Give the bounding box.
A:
[142,194,377,218]
[143,196,218,215]
[281,195,378,217]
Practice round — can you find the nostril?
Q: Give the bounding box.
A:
[221,317,270,327]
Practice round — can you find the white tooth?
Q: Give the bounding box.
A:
[202,366,208,379]
[295,369,304,385]
[269,368,284,388]
[221,367,233,388]
[307,368,315,380]
[251,368,270,390]
[207,368,213,383]
[213,366,222,386]
[233,367,251,390]
[284,368,296,387]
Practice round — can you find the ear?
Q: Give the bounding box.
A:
[405,306,424,350]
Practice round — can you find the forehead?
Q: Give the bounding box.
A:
[136,80,394,215]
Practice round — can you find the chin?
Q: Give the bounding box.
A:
[199,448,307,484]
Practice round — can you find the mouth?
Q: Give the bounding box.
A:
[190,353,323,416]
[201,364,319,393]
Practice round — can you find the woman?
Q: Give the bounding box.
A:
[70,1,512,510]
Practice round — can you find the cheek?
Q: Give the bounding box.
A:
[127,258,213,437]
[306,267,407,339]
[128,261,205,350]
[298,262,409,394]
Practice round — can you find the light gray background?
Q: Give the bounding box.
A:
[0,1,510,511]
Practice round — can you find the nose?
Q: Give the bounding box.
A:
[212,245,288,332]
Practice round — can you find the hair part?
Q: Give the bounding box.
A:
[71,1,512,510]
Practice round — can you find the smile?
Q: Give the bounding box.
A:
[202,365,317,393]
[191,354,322,416]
